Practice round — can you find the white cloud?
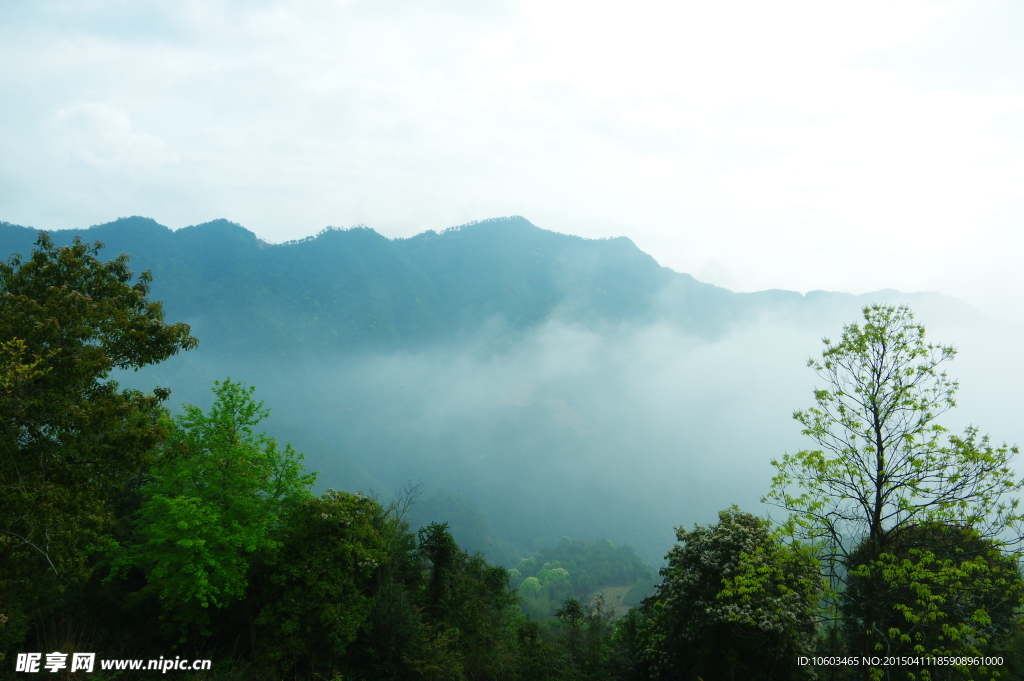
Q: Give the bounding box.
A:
[1,0,1022,316]
[56,103,178,169]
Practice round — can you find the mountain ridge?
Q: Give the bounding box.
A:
[0,215,977,357]
[0,214,988,564]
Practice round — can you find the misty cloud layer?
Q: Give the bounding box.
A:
[118,302,1024,566]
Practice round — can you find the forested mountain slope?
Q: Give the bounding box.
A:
[0,215,974,357]
[0,215,981,566]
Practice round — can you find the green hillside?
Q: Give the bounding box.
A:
[2,216,709,354]
[0,216,977,358]
[0,215,907,355]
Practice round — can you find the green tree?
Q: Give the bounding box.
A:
[0,235,196,654]
[253,489,389,677]
[120,378,315,636]
[508,537,654,619]
[611,600,656,681]
[765,304,1024,679]
[0,338,49,393]
[554,594,617,680]
[841,523,1023,680]
[643,507,819,681]
[416,522,522,679]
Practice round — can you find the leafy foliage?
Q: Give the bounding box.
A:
[253,490,389,675]
[417,522,523,679]
[510,537,653,618]
[555,595,619,680]
[765,305,1024,675]
[842,523,1023,678]
[642,507,819,681]
[117,379,315,635]
[0,234,196,658]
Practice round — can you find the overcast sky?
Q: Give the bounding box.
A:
[2,0,1022,315]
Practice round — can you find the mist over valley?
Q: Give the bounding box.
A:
[3,215,1018,568]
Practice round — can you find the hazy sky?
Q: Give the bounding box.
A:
[2,0,1022,314]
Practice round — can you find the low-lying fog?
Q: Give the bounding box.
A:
[119,300,1024,567]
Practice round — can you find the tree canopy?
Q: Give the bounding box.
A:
[641,507,819,681]
[765,304,1024,678]
[118,378,316,635]
[0,234,196,654]
[842,522,1024,676]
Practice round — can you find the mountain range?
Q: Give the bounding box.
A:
[0,215,976,357]
[0,215,982,564]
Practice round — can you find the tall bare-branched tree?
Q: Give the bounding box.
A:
[765,304,1023,680]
